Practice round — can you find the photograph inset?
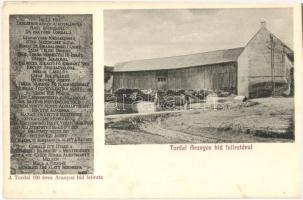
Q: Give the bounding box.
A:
[104,9,294,145]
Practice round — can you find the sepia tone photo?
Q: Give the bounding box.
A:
[10,15,94,174]
[104,9,294,145]
[2,2,301,199]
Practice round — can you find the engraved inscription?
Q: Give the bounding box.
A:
[10,15,93,174]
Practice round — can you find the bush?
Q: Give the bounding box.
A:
[114,89,155,103]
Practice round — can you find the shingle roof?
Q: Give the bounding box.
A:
[113,47,244,72]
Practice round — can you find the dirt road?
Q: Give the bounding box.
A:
[105,97,294,144]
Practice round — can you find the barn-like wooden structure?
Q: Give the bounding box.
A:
[112,24,294,97]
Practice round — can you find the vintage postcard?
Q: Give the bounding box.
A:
[2,1,302,199]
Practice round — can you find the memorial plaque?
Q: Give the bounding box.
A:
[9,15,93,174]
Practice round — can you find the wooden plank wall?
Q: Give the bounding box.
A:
[113,71,157,90]
[167,63,237,92]
[113,62,237,93]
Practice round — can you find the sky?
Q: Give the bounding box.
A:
[104,8,293,66]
